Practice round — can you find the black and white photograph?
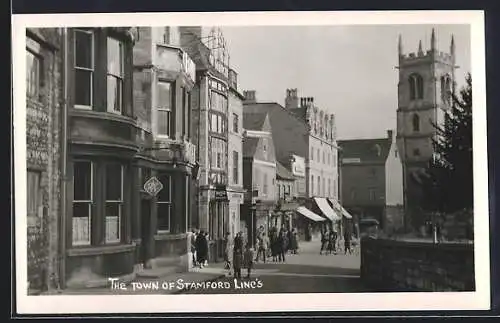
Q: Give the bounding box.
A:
[13,11,490,314]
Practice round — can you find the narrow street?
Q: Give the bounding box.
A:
[181,240,370,294]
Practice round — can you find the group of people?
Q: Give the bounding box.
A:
[320,226,354,255]
[224,231,255,279]
[265,226,299,263]
[190,229,210,268]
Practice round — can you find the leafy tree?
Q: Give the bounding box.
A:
[421,73,473,213]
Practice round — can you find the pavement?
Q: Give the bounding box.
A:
[180,240,369,294]
[51,240,366,295]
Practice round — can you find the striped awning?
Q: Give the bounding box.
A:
[328,198,353,219]
[314,197,341,221]
[296,206,326,222]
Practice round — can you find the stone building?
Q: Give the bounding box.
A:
[61,27,139,288]
[179,27,232,261]
[132,27,197,273]
[338,130,404,231]
[241,112,277,246]
[227,68,245,237]
[396,29,457,229]
[26,28,62,294]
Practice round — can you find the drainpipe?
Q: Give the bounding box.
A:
[58,28,68,290]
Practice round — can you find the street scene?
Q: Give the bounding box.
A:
[23,23,475,297]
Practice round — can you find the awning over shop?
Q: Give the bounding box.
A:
[296,206,326,222]
[328,198,353,219]
[314,197,341,222]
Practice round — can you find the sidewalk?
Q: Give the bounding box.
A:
[48,268,226,295]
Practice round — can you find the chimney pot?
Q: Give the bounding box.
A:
[387,130,393,139]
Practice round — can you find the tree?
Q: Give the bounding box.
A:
[421,73,473,213]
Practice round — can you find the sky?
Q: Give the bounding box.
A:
[217,25,471,140]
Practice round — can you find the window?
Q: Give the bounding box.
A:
[182,87,187,136]
[328,178,331,197]
[26,49,42,100]
[263,139,268,160]
[27,171,40,219]
[157,175,172,232]
[211,137,226,170]
[157,81,173,137]
[187,91,192,138]
[441,75,452,105]
[323,151,325,164]
[263,173,268,195]
[317,176,321,196]
[317,149,320,161]
[233,113,239,133]
[322,178,325,197]
[369,188,376,201]
[232,151,239,184]
[162,27,170,44]
[409,74,424,100]
[413,148,421,156]
[395,148,398,158]
[105,164,123,243]
[310,147,313,161]
[216,152,222,168]
[107,37,124,114]
[327,153,330,165]
[311,175,314,195]
[412,114,420,132]
[333,179,336,198]
[74,30,94,108]
[72,161,93,246]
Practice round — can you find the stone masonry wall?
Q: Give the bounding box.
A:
[360,237,475,292]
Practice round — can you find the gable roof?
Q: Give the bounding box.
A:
[243,111,268,131]
[242,137,260,158]
[338,138,392,164]
[276,161,295,181]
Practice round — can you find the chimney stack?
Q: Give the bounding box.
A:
[387,130,394,140]
[243,90,256,103]
[285,88,299,109]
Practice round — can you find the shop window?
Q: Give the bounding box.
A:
[72,161,93,246]
[157,81,173,138]
[107,37,124,114]
[105,164,123,243]
[74,29,94,109]
[157,175,172,232]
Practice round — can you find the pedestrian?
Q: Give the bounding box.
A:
[255,233,267,263]
[327,230,336,255]
[195,230,208,268]
[233,232,243,279]
[224,232,233,275]
[243,243,255,278]
[344,229,352,255]
[270,230,278,262]
[320,229,328,255]
[190,229,198,267]
[290,228,298,254]
[278,229,286,262]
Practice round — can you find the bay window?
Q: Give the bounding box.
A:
[74,29,94,109]
[105,164,123,243]
[157,175,172,232]
[157,81,173,138]
[72,161,93,246]
[107,37,124,114]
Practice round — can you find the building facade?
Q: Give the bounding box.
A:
[132,27,197,271]
[242,112,277,246]
[227,69,245,237]
[26,28,62,293]
[63,27,139,288]
[180,27,232,261]
[396,29,457,229]
[339,130,404,231]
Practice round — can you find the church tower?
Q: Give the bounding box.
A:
[396,29,457,227]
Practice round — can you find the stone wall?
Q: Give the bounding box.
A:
[360,237,475,292]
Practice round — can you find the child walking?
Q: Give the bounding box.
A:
[243,243,255,278]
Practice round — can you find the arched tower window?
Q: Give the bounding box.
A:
[409,74,424,100]
[441,74,452,104]
[412,114,420,132]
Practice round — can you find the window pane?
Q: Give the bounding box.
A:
[157,82,171,109]
[72,212,90,245]
[211,113,217,132]
[75,69,92,106]
[107,75,122,113]
[105,203,120,242]
[158,203,171,231]
[74,161,92,200]
[75,31,92,69]
[157,175,171,202]
[106,164,122,200]
[107,37,123,77]
[157,110,171,136]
